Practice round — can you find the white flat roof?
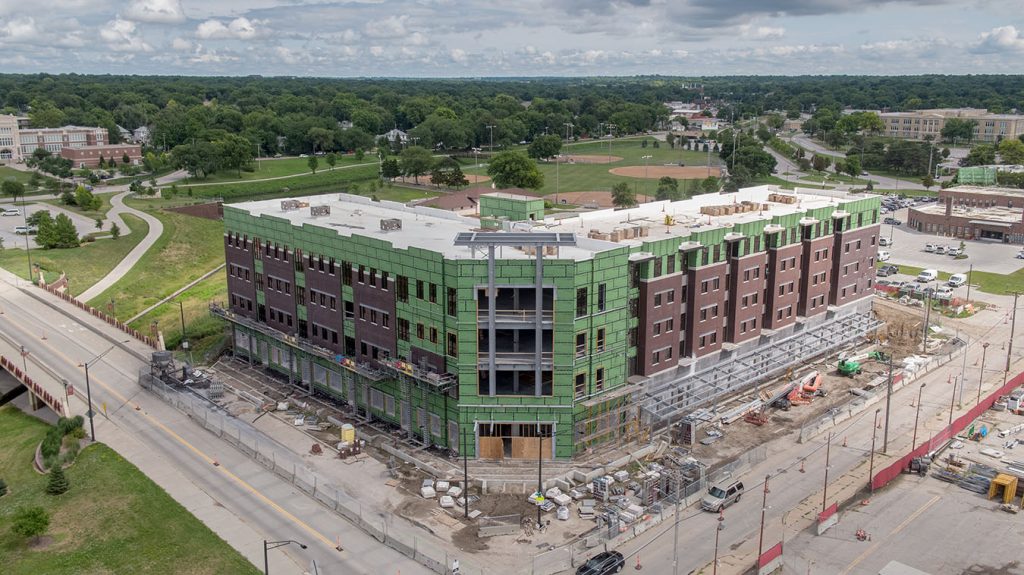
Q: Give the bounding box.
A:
[230,186,874,261]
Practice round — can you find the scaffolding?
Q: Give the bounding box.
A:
[641,311,883,431]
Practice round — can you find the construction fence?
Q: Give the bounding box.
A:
[871,369,1024,491]
[139,371,482,575]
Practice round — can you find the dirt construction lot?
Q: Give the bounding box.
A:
[609,165,722,179]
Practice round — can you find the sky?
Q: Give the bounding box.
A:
[0,0,1022,76]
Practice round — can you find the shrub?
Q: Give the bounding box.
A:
[46,465,69,495]
[69,427,86,440]
[42,453,59,472]
[12,506,49,541]
[40,431,61,459]
[0,477,7,496]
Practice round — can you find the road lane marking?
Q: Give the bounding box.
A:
[0,318,339,550]
[840,495,940,574]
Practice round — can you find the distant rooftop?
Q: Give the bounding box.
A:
[914,202,1022,225]
[229,186,875,261]
[946,185,1024,198]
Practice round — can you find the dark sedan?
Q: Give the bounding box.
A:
[577,551,625,575]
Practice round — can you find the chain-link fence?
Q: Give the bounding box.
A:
[140,370,482,575]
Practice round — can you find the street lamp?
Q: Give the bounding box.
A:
[911,383,926,455]
[712,510,725,575]
[263,539,307,575]
[641,155,652,201]
[978,342,990,405]
[79,345,115,441]
[177,300,189,353]
[756,474,770,569]
[486,125,495,155]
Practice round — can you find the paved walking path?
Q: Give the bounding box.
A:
[78,192,163,302]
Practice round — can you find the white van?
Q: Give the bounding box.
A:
[1,207,20,216]
[948,273,967,287]
[877,250,891,262]
[916,269,938,283]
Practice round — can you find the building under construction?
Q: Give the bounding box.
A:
[216,186,880,460]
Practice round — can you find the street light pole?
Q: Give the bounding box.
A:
[869,408,880,493]
[263,539,308,575]
[911,383,926,455]
[671,470,682,575]
[486,125,495,155]
[949,375,958,425]
[883,351,894,454]
[978,342,990,405]
[1006,292,1019,381]
[641,155,652,201]
[80,345,114,441]
[178,300,189,352]
[822,431,832,513]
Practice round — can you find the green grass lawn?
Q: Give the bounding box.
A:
[871,188,939,198]
[0,166,35,186]
[88,202,224,319]
[0,214,147,295]
[187,155,370,185]
[129,273,229,363]
[182,163,379,201]
[0,406,258,575]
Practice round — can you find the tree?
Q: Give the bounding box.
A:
[326,152,337,171]
[844,156,862,179]
[448,165,469,189]
[941,118,977,144]
[811,154,832,172]
[921,174,935,189]
[110,222,121,240]
[217,134,255,177]
[2,179,25,201]
[95,218,102,230]
[74,186,99,211]
[700,176,720,194]
[655,176,681,201]
[527,135,562,161]
[307,155,319,174]
[122,153,131,165]
[12,506,49,542]
[36,213,79,249]
[399,146,434,184]
[306,127,334,155]
[765,114,785,131]
[666,133,675,149]
[46,465,69,495]
[962,144,996,167]
[380,158,401,181]
[641,139,648,148]
[486,151,544,190]
[998,138,1024,164]
[611,182,636,208]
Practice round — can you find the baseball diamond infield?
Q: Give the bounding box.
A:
[609,165,723,179]
[553,191,655,208]
[559,154,623,164]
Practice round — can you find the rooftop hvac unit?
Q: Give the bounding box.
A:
[380,218,402,231]
[310,205,330,217]
[281,200,301,211]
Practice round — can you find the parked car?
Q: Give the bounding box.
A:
[948,273,968,287]
[1,207,20,216]
[883,217,902,226]
[701,479,745,512]
[879,237,893,247]
[14,225,37,235]
[576,551,625,575]
[878,264,900,277]
[917,269,938,283]
[877,250,891,262]
[947,247,960,257]
[924,243,937,253]
[1016,250,1024,260]
[935,245,947,255]
[934,286,954,298]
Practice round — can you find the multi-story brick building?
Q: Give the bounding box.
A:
[60,144,142,168]
[216,186,880,460]
[907,185,1024,244]
[879,108,1024,143]
[0,113,114,164]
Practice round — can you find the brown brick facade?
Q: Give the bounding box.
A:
[638,273,683,375]
[225,233,256,320]
[830,223,877,307]
[727,252,767,341]
[762,242,800,331]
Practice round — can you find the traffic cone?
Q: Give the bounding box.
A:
[843,436,848,447]
[41,332,47,340]
[800,460,806,473]
[635,555,642,570]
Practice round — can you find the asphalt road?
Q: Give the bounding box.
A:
[0,275,429,575]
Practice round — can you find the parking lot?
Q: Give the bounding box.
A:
[0,202,98,249]
[880,206,1024,275]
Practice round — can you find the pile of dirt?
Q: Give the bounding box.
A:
[873,299,927,356]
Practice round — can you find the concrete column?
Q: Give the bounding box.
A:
[247,331,254,366]
[535,247,543,397]
[488,245,496,396]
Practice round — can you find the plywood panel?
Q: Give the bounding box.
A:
[511,437,548,459]
[479,437,504,460]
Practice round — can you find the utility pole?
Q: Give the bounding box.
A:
[978,342,990,405]
[949,374,958,425]
[822,432,832,513]
[922,288,933,353]
[486,125,495,155]
[883,351,894,454]
[965,264,973,307]
[911,383,926,454]
[1005,292,1018,383]
[563,122,573,142]
[869,408,880,493]
[671,471,682,575]
[756,474,770,568]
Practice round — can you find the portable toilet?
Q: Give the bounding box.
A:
[988,473,1018,504]
[340,423,356,444]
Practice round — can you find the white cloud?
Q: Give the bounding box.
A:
[450,48,467,63]
[124,0,186,24]
[972,25,1024,53]
[369,45,384,56]
[196,17,261,40]
[364,14,408,38]
[100,18,153,52]
[0,16,38,41]
[740,24,786,40]
[171,37,192,51]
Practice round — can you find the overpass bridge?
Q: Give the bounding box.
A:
[0,326,69,417]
